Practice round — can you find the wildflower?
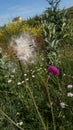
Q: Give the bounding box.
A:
[16,112,20,115]
[42,58,44,61]
[32,75,35,78]
[21,81,24,84]
[11,75,14,78]
[67,85,73,88]
[17,82,21,85]
[25,78,29,81]
[37,68,42,72]
[24,73,27,76]
[8,79,12,83]
[48,65,60,75]
[17,121,23,126]
[63,73,66,76]
[60,102,66,108]
[19,121,23,126]
[44,68,47,71]
[67,92,73,97]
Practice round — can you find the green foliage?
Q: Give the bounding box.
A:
[0,44,73,130]
[42,0,73,65]
[66,6,73,19]
[27,15,41,27]
[0,1,73,130]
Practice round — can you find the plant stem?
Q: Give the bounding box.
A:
[56,77,62,92]
[18,60,24,78]
[39,75,56,130]
[26,82,47,130]
[18,60,47,130]
[45,83,56,130]
[18,61,47,130]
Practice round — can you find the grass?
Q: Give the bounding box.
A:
[0,43,73,130]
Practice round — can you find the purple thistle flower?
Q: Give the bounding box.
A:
[48,65,60,76]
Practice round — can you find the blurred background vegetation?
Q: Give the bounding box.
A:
[0,5,73,52]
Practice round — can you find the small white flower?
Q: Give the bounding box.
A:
[24,73,27,76]
[16,112,20,115]
[60,102,66,108]
[19,121,23,126]
[25,78,29,81]
[67,92,73,97]
[37,68,41,71]
[42,58,44,61]
[67,85,73,88]
[44,68,47,71]
[63,73,66,76]
[17,121,23,126]
[22,81,24,84]
[11,75,14,78]
[32,75,35,78]
[17,82,21,85]
[8,80,12,83]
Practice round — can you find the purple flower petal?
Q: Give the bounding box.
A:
[48,65,60,76]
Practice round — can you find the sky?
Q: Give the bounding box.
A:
[0,0,73,26]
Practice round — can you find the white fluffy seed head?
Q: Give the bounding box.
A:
[10,33,36,64]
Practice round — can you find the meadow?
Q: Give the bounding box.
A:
[0,0,73,130]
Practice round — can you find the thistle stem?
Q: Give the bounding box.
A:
[39,75,56,130]
[26,83,47,130]
[18,60,24,78]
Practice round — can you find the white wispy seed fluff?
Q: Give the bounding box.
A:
[10,33,36,64]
